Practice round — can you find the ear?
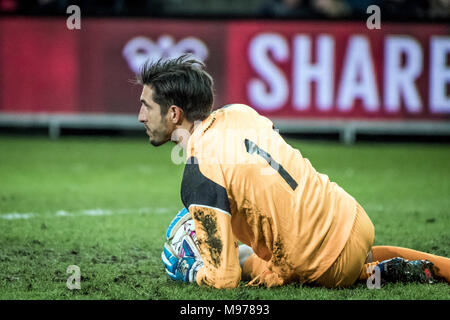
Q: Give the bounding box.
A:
[168,105,184,125]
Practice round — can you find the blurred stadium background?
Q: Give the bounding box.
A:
[0,0,450,301]
[0,0,449,143]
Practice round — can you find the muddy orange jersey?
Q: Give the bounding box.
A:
[181,104,357,289]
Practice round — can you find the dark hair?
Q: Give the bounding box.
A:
[137,54,214,122]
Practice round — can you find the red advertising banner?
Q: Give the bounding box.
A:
[0,18,79,113]
[0,18,227,114]
[226,21,450,120]
[1,18,449,121]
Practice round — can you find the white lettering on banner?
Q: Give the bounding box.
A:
[248,33,289,111]
[122,35,209,74]
[247,33,449,114]
[293,35,334,111]
[430,37,450,113]
[337,36,380,112]
[384,36,423,113]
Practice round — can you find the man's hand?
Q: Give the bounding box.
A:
[162,242,203,282]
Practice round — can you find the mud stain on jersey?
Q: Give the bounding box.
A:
[193,210,222,267]
[272,235,296,277]
[272,236,287,266]
[241,198,274,261]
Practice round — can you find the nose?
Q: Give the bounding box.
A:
[138,105,146,123]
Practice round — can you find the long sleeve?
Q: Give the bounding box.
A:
[189,205,241,289]
[181,156,241,289]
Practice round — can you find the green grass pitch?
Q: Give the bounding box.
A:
[0,135,449,300]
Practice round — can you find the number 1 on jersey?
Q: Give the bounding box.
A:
[244,139,298,191]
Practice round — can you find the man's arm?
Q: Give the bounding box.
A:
[189,205,241,289]
[181,157,241,289]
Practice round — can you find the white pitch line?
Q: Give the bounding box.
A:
[82,209,113,216]
[55,210,71,216]
[0,207,176,220]
[0,213,35,220]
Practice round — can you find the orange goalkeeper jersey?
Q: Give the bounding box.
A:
[181,104,357,289]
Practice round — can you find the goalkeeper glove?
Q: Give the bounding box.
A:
[162,242,203,282]
[166,207,190,240]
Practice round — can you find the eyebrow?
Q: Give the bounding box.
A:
[140,98,150,107]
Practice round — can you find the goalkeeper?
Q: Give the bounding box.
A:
[137,55,450,289]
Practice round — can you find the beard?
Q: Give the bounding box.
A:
[146,114,173,147]
[150,138,167,147]
[148,127,171,147]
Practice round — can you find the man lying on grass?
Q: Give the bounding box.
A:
[136,55,450,288]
